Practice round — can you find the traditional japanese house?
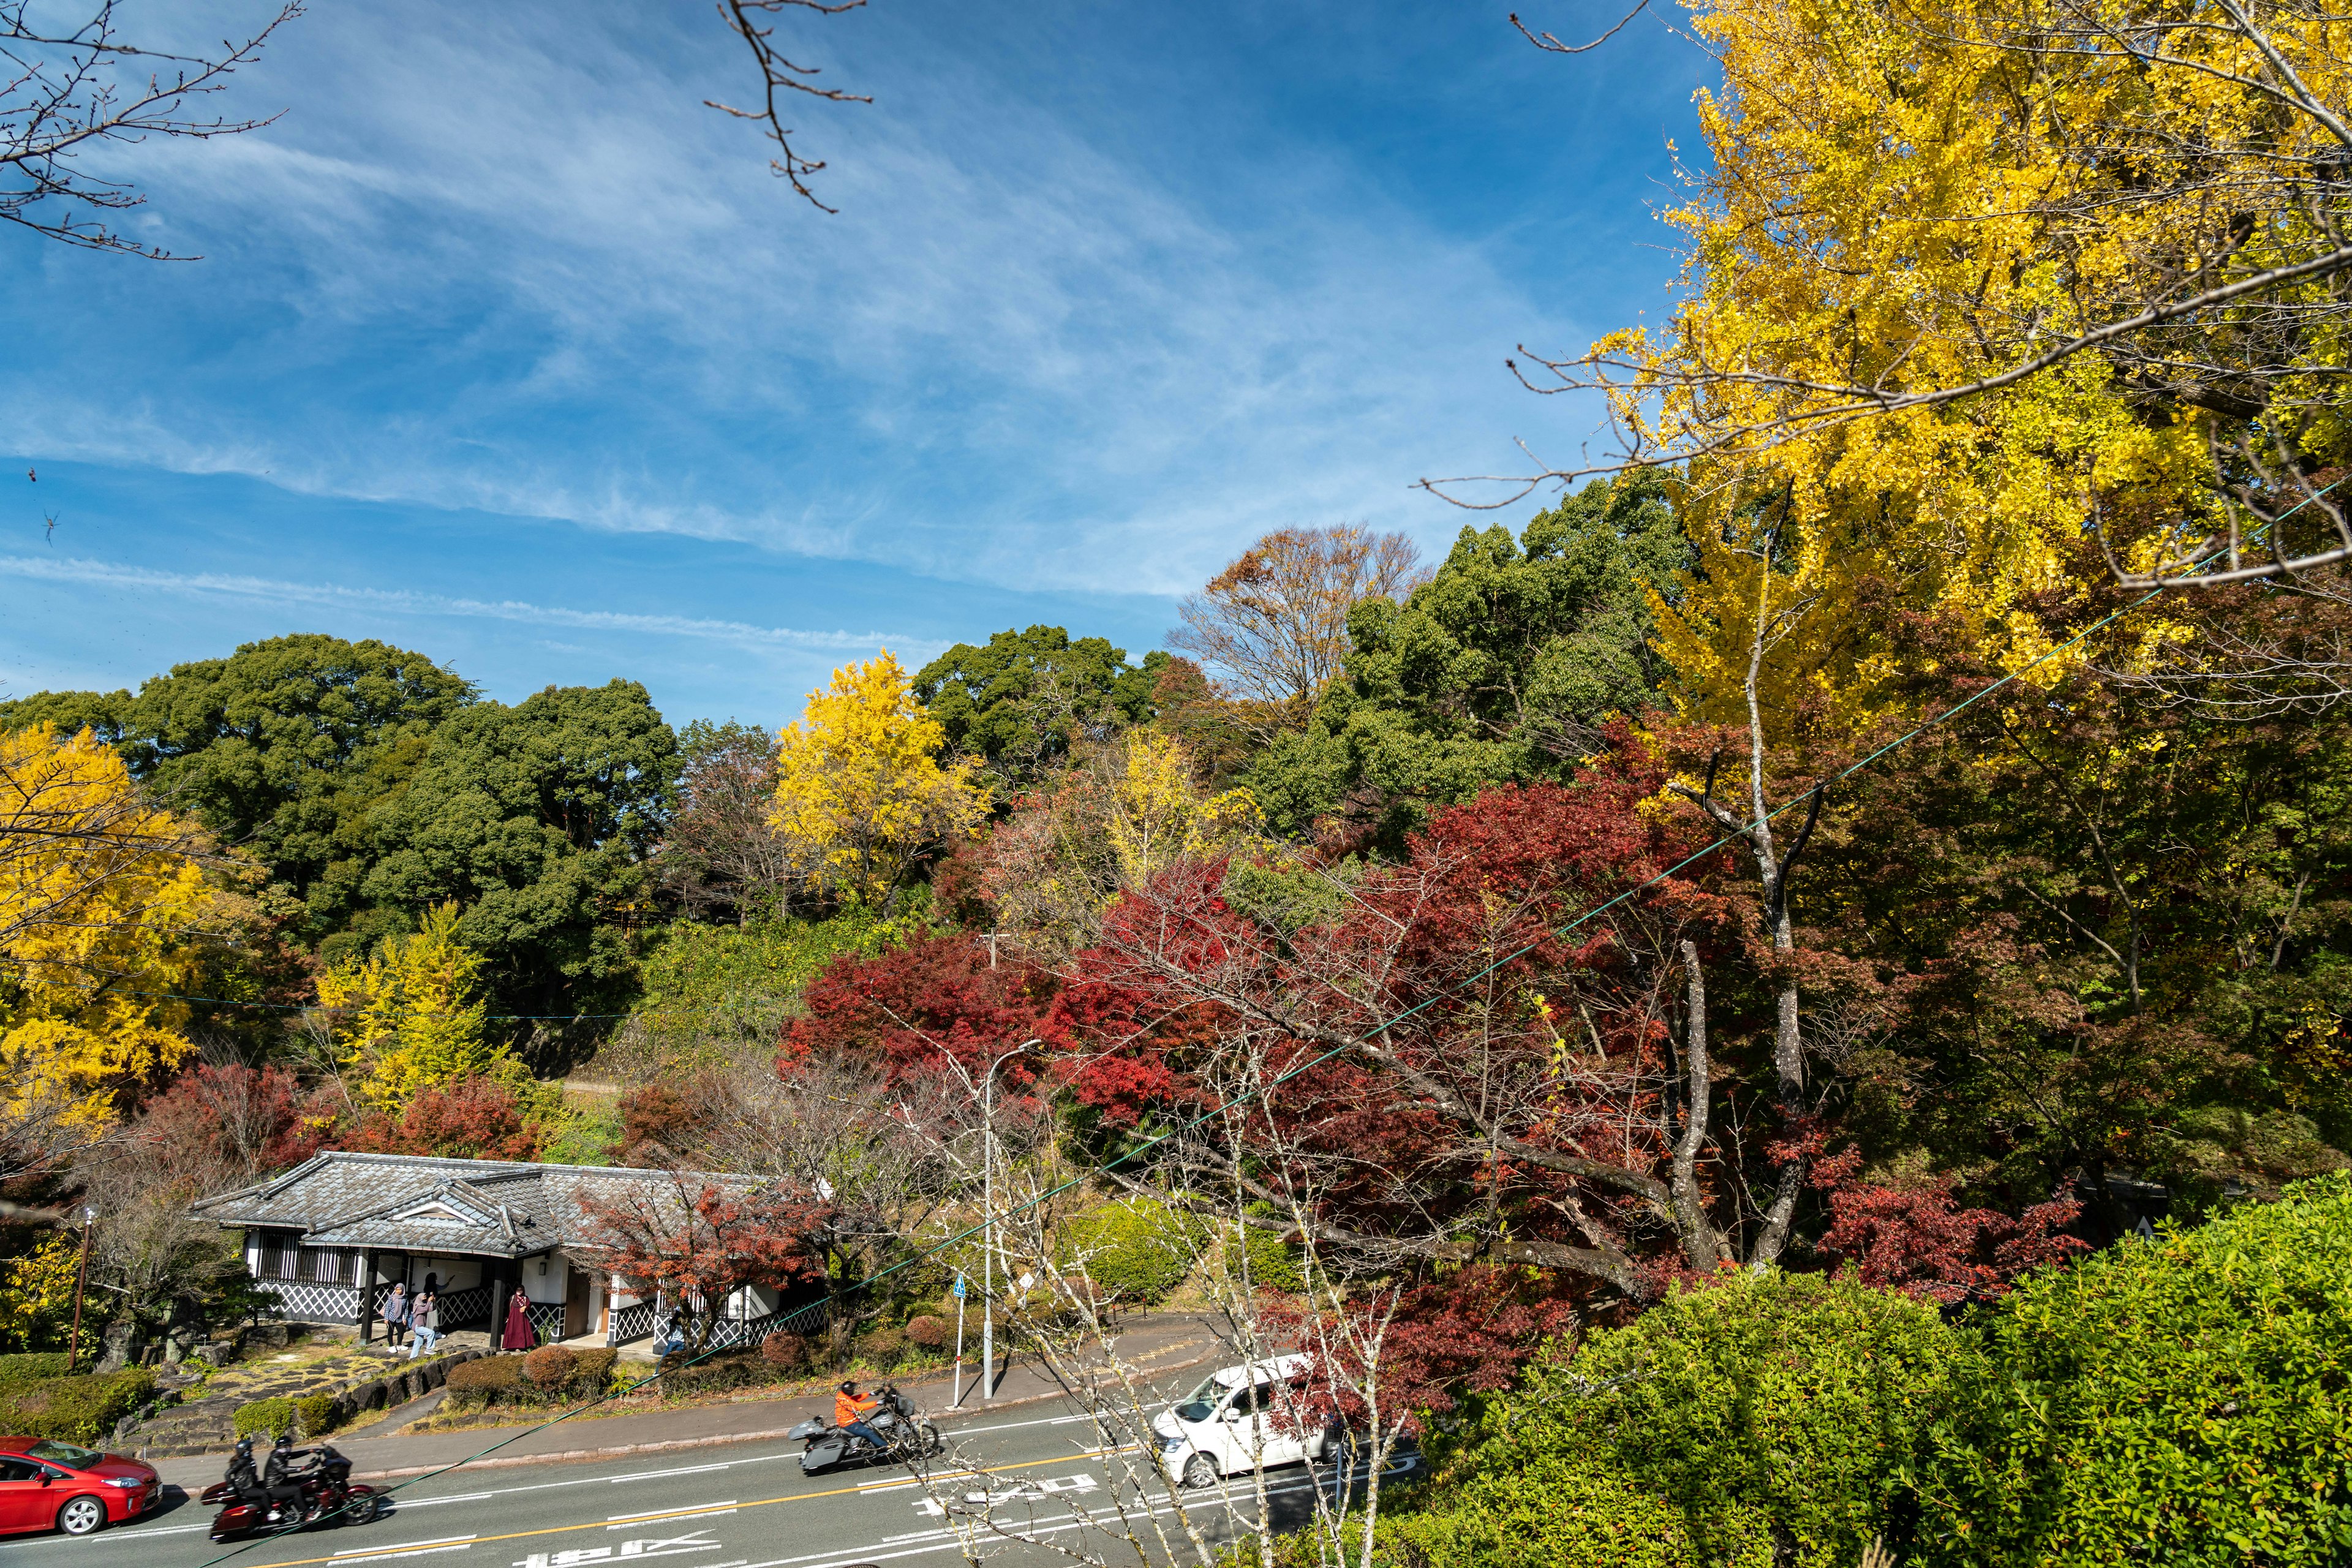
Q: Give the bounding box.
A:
[192,1151,794,1348]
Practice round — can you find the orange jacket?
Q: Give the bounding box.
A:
[835,1390,876,1427]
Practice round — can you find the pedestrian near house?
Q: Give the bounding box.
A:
[502,1286,533,1350]
[381,1283,410,1349]
[409,1286,440,1360]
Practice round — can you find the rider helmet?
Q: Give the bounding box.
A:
[839,1380,857,1395]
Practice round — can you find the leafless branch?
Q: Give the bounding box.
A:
[1,0,300,257]
[707,0,871,214]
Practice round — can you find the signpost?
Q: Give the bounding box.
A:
[951,1273,968,1406]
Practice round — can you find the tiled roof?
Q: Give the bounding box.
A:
[192,1151,763,1259]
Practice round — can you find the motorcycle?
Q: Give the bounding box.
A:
[201,1444,385,1540]
[788,1384,943,1476]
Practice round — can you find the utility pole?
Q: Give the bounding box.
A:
[64,1205,95,1373]
[981,1066,995,1404]
[975,1039,1035,1404]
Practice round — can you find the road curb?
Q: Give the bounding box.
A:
[351,1338,1222,1483]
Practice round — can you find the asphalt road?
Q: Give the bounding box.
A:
[18,1382,1415,1568]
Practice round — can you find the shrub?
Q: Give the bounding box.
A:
[445,1355,522,1406]
[1057,1198,1207,1303]
[760,1331,809,1371]
[294,1393,336,1438]
[0,1352,70,1392]
[662,1351,764,1396]
[568,1348,618,1393]
[1228,1208,1306,1293]
[1382,1455,1771,1568]
[1927,1171,2352,1567]
[852,1326,905,1370]
[233,1395,296,1442]
[903,1315,946,1351]
[522,1343,577,1391]
[0,1368,155,1444]
[1387,1272,1981,1568]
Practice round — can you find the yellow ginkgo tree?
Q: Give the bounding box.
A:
[771,651,988,909]
[315,902,548,1115]
[0,724,218,1145]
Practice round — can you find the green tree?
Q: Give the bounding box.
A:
[1247,475,1686,845]
[0,635,476,941]
[913,625,1167,787]
[363,680,679,1036]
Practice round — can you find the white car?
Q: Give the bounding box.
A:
[1152,1354,1341,1488]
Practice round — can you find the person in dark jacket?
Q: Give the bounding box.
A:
[262,1433,309,1517]
[382,1282,410,1349]
[224,1436,263,1503]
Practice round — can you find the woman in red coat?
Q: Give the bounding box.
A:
[502,1287,534,1350]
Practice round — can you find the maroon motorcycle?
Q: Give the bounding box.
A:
[201,1445,383,1540]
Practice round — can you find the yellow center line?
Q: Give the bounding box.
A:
[236,1451,1130,1568]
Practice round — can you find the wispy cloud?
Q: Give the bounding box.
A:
[14,0,1615,598]
[0,554,929,657]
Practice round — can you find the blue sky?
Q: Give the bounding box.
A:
[0,0,1711,728]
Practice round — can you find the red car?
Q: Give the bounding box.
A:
[0,1436,161,1537]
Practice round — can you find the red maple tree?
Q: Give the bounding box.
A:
[577,1177,832,1352]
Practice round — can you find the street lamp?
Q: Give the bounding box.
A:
[65,1205,96,1373]
[977,1039,1035,1406]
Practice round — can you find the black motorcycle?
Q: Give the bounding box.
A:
[788,1385,943,1476]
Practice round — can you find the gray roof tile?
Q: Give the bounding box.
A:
[193,1152,761,1259]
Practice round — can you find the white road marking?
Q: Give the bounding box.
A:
[518,1528,725,1567]
[326,1544,477,1565]
[338,1536,478,1555]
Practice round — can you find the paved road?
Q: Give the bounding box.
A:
[22,1380,1414,1568]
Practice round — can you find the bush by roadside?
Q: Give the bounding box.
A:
[233,1396,295,1441]
[0,1367,157,1444]
[445,1348,621,1414]
[1923,1170,2352,1566]
[1380,1271,1972,1568]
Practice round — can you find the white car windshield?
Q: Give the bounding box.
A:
[1172,1374,1226,1424]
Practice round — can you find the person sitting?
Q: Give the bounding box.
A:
[834,1381,887,1452]
[261,1433,310,1519]
[224,1436,268,1508]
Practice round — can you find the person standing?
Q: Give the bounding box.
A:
[381,1282,409,1350]
[502,1286,533,1351]
[409,1286,440,1360]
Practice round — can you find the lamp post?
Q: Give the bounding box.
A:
[977,1039,1035,1405]
[64,1205,96,1373]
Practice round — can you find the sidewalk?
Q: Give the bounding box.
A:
[148,1312,1226,1493]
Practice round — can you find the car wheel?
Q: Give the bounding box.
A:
[1180,1453,1219,1490]
[56,1494,108,1537]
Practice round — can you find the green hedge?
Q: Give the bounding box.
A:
[1925,1171,2352,1566]
[0,1352,71,1392]
[0,1368,158,1444]
[295,1393,337,1438]
[1384,1272,1981,1568]
[233,1396,295,1441]
[1057,1198,1206,1303]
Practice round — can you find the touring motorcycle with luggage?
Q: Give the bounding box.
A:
[202,1442,383,1540]
[789,1383,943,1475]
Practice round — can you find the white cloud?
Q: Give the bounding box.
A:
[20,0,1627,598]
[0,554,933,658]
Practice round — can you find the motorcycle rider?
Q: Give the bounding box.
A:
[224,1436,270,1512]
[834,1380,888,1454]
[262,1432,311,1519]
